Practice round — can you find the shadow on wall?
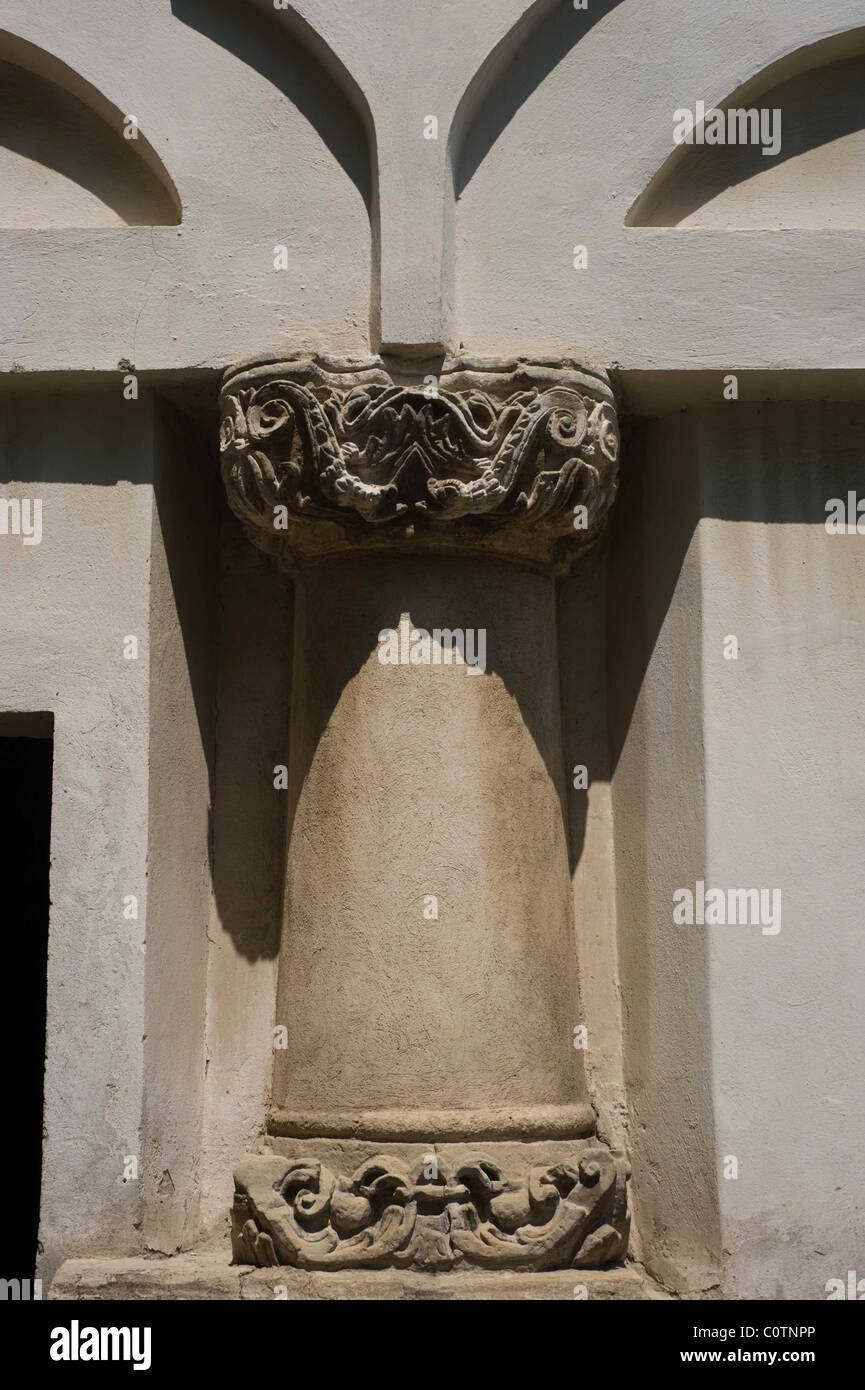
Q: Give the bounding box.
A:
[628,31,865,227]
[559,396,865,919]
[0,37,180,226]
[209,518,293,964]
[557,543,608,879]
[455,0,626,195]
[602,413,719,1291]
[215,548,573,964]
[4,388,861,968]
[171,0,372,212]
[561,418,701,881]
[0,386,154,484]
[216,395,862,965]
[152,397,220,801]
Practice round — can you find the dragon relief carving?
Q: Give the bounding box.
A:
[219,357,620,570]
[232,1148,630,1272]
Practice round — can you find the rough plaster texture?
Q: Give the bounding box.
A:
[631,50,865,229]
[1,1,865,367]
[0,0,370,368]
[0,57,177,229]
[0,391,154,1283]
[607,406,865,1297]
[199,522,292,1234]
[141,400,218,1256]
[0,390,218,1283]
[607,419,721,1293]
[696,405,865,1299]
[455,0,865,367]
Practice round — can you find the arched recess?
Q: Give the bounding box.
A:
[0,30,181,227]
[450,0,632,356]
[452,0,622,198]
[627,27,865,228]
[173,0,374,207]
[170,0,375,339]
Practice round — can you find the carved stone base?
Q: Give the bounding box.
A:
[49,1256,665,1301]
[231,1138,630,1274]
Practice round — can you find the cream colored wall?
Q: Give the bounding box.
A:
[0,390,154,1280]
[698,405,865,1299]
[1,0,863,1297]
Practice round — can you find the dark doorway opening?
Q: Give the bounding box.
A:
[0,713,53,1280]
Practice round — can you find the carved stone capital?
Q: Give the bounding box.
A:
[219,355,620,572]
[232,1143,630,1273]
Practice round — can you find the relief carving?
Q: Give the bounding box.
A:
[232,1147,630,1272]
[220,356,620,571]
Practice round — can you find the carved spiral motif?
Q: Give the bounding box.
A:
[232,1148,631,1272]
[219,358,620,569]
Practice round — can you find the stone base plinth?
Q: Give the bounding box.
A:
[49,1253,668,1300]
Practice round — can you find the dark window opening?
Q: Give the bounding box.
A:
[0,713,53,1280]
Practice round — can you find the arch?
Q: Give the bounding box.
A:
[627,27,865,228]
[171,0,375,210]
[452,0,624,197]
[170,0,376,336]
[0,30,181,227]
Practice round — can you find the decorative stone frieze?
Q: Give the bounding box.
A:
[232,1146,630,1272]
[219,355,620,572]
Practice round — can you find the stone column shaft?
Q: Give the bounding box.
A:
[273,552,591,1137]
[220,354,630,1273]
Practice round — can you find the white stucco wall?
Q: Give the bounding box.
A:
[0,390,154,1280]
[1,1,864,369]
[609,404,865,1297]
[699,405,865,1299]
[1,0,863,1299]
[0,390,218,1283]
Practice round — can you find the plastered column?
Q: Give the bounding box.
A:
[220,353,630,1274]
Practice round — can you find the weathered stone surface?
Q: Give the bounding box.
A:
[265,1104,596,1142]
[239,1265,666,1301]
[220,355,619,572]
[50,1256,665,1301]
[266,553,594,1127]
[231,1142,629,1273]
[218,354,630,1288]
[49,1252,244,1301]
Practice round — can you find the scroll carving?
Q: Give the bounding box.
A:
[232,1148,630,1272]
[220,356,620,571]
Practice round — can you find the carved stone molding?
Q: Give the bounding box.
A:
[232,1146,630,1273]
[220,355,620,572]
[266,1103,596,1142]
